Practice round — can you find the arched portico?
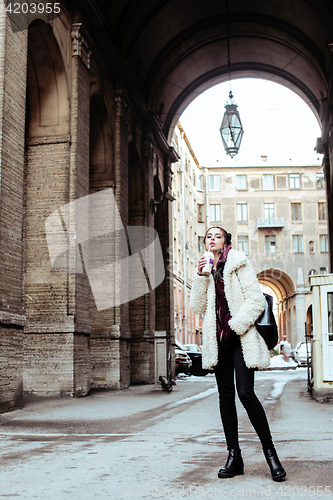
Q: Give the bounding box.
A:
[105,0,333,270]
[257,268,311,347]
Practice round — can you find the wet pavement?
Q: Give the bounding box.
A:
[0,368,332,499]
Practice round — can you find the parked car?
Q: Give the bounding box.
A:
[294,341,311,367]
[175,339,192,375]
[184,344,213,376]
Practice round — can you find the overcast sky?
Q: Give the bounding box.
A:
[180,78,323,168]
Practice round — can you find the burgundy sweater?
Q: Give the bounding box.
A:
[213,247,238,346]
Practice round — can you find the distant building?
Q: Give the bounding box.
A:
[206,164,329,347]
[171,123,205,346]
[172,122,329,349]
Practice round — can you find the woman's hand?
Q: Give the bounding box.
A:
[197,256,207,275]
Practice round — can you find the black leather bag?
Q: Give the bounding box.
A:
[255,293,278,350]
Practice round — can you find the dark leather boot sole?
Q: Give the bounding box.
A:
[218,466,244,479]
[272,469,286,482]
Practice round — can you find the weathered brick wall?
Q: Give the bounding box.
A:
[24,139,70,330]
[24,334,75,396]
[0,7,27,410]
[0,327,24,413]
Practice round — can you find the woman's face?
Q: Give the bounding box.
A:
[204,228,225,253]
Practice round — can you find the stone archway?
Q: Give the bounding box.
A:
[257,268,306,347]
[103,1,333,269]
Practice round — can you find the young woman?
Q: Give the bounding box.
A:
[189,226,286,482]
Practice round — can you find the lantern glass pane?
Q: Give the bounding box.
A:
[219,104,244,157]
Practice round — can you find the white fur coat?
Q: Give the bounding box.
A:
[189,249,270,370]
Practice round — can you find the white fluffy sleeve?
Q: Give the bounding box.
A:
[228,261,265,336]
[189,269,210,315]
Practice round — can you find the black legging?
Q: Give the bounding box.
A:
[214,338,273,450]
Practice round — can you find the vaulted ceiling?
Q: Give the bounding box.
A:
[89,0,333,140]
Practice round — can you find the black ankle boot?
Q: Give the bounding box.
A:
[218,448,244,478]
[263,447,286,482]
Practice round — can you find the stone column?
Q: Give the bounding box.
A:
[129,134,156,384]
[153,153,175,379]
[69,22,92,395]
[114,90,130,389]
[23,21,92,397]
[0,6,27,412]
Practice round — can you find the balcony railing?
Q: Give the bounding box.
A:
[256,216,284,229]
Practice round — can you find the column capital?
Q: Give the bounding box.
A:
[71,23,92,69]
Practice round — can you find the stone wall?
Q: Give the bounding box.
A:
[0,8,27,411]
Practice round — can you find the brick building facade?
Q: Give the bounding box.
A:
[0,4,176,412]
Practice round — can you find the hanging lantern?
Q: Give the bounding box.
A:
[219,92,244,157]
[220,0,244,157]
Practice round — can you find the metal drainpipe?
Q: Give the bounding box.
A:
[181,157,187,345]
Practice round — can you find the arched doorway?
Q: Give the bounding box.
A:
[257,269,300,347]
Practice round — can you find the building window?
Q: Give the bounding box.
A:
[316,173,325,189]
[237,203,248,222]
[264,203,275,222]
[293,235,304,253]
[238,235,249,254]
[197,204,204,222]
[318,202,327,220]
[198,236,204,254]
[309,241,315,254]
[209,175,220,191]
[320,234,329,253]
[236,174,247,190]
[198,174,204,190]
[289,173,300,189]
[210,204,221,222]
[309,269,317,277]
[291,202,302,221]
[262,174,274,191]
[265,235,276,254]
